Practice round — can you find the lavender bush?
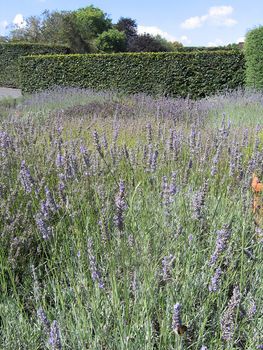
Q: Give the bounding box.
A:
[0,87,262,349]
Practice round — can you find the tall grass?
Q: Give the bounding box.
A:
[0,88,262,349]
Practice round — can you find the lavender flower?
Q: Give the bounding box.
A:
[0,130,12,149]
[40,199,50,218]
[102,132,108,150]
[146,123,153,144]
[172,303,182,331]
[161,173,177,217]
[114,180,126,232]
[79,144,90,171]
[192,180,208,220]
[87,238,104,289]
[45,186,59,213]
[37,307,50,333]
[209,225,231,266]
[49,320,62,350]
[211,144,222,176]
[169,172,177,196]
[58,174,66,204]
[93,130,102,155]
[208,267,222,292]
[19,160,35,193]
[247,297,257,320]
[161,254,175,282]
[150,149,158,172]
[98,212,109,243]
[55,152,64,168]
[221,286,241,342]
[200,346,208,350]
[35,214,52,240]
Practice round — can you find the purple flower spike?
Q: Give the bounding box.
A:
[209,225,231,266]
[209,267,222,292]
[19,160,35,193]
[172,303,182,330]
[49,320,62,350]
[114,179,126,232]
[221,286,241,342]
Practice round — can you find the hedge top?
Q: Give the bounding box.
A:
[0,42,70,49]
[21,49,242,59]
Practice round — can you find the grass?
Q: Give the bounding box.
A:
[0,87,262,350]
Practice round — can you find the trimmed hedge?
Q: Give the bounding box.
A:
[174,46,241,52]
[19,51,245,98]
[0,42,70,87]
[244,26,263,88]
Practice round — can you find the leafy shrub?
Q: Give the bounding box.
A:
[244,26,263,88]
[0,42,70,87]
[95,29,126,53]
[19,51,245,98]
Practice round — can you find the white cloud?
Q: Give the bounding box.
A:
[0,20,8,35]
[208,5,233,17]
[13,14,26,28]
[181,5,237,29]
[181,16,204,29]
[138,25,177,42]
[180,35,191,45]
[236,36,245,43]
[207,38,224,47]
[137,25,191,45]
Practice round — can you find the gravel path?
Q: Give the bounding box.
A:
[0,87,22,99]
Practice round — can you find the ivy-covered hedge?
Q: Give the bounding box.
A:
[19,51,245,98]
[244,26,263,88]
[0,42,70,87]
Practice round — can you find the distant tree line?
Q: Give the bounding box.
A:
[2,5,183,53]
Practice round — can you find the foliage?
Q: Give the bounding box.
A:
[173,46,241,52]
[74,5,112,41]
[168,41,184,50]
[10,15,43,42]
[0,35,8,42]
[0,42,70,87]
[8,8,110,53]
[7,6,182,54]
[244,26,263,88]
[115,17,137,40]
[19,51,245,98]
[0,87,262,349]
[95,29,126,53]
[128,33,171,52]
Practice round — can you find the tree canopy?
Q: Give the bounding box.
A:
[7,5,185,53]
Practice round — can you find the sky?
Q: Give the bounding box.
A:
[0,0,262,46]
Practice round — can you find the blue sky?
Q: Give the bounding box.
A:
[0,0,262,46]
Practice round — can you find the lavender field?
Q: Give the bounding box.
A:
[0,87,262,350]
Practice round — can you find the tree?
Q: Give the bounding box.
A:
[128,33,171,52]
[41,10,91,53]
[74,5,112,41]
[170,41,184,50]
[95,28,126,53]
[0,35,8,42]
[115,17,137,39]
[10,15,42,42]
